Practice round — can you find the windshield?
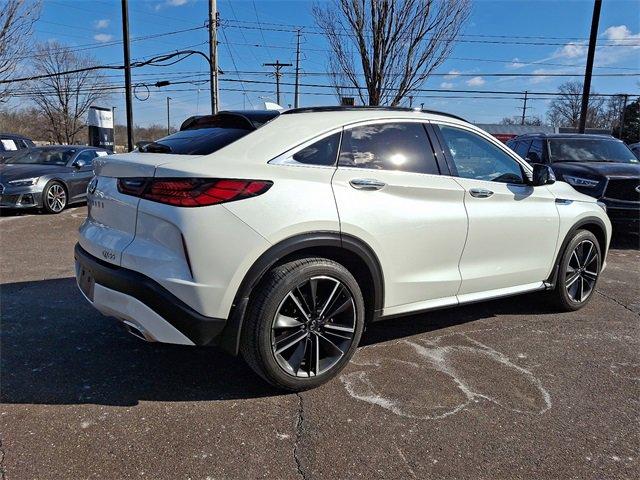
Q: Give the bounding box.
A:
[5,148,76,166]
[549,138,638,163]
[146,127,250,155]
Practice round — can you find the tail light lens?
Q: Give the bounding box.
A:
[117,177,272,207]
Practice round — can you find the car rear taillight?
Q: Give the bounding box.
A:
[117,178,272,207]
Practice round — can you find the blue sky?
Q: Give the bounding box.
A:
[30,0,640,127]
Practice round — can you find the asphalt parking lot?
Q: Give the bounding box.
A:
[1,206,639,479]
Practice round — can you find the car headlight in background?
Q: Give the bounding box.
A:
[563,175,600,188]
[7,177,39,187]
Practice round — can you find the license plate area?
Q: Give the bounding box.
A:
[77,265,95,301]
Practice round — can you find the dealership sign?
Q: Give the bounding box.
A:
[87,106,114,152]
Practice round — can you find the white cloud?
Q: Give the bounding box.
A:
[93,33,114,43]
[94,19,109,29]
[528,68,552,84]
[444,70,460,80]
[440,82,454,89]
[155,0,188,11]
[466,76,485,87]
[508,57,525,69]
[603,25,640,48]
[554,41,587,59]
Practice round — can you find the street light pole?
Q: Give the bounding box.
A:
[166,97,171,135]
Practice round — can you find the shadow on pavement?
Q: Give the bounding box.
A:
[0,276,559,407]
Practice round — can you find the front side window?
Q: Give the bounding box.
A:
[514,140,531,158]
[438,125,525,184]
[526,139,544,164]
[339,122,439,175]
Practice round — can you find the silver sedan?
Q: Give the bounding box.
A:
[0,146,110,213]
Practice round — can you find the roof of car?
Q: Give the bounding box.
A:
[30,145,104,150]
[511,133,618,140]
[282,106,467,122]
[0,133,32,139]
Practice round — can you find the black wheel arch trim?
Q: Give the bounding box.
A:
[218,231,385,355]
[545,216,608,288]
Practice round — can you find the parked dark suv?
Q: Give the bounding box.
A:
[507,134,639,228]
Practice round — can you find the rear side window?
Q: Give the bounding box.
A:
[145,128,250,155]
[291,132,341,166]
[338,122,439,175]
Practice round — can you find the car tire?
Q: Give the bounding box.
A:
[241,257,365,391]
[42,181,67,214]
[551,229,602,312]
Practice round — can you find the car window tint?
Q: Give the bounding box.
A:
[514,139,531,158]
[290,132,341,166]
[548,138,638,163]
[338,122,438,174]
[438,125,525,184]
[526,139,544,163]
[148,127,250,155]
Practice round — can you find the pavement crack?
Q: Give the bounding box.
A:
[596,289,639,316]
[293,392,308,480]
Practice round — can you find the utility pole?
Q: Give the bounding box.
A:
[112,106,117,152]
[121,0,134,151]
[578,0,602,134]
[166,97,171,135]
[263,60,292,105]
[408,96,413,108]
[618,94,628,138]
[208,0,219,114]
[294,30,301,108]
[521,91,528,125]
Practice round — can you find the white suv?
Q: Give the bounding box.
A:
[75,107,611,390]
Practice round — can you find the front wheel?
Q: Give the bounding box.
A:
[42,181,67,214]
[551,229,601,311]
[241,258,365,391]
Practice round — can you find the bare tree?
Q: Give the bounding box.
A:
[547,81,605,129]
[500,115,543,126]
[29,41,109,144]
[313,0,471,106]
[0,0,41,102]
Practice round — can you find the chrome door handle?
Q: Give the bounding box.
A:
[469,188,494,198]
[349,178,386,191]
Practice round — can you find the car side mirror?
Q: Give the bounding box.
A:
[72,158,87,169]
[531,163,555,186]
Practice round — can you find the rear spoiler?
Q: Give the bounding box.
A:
[180,110,280,132]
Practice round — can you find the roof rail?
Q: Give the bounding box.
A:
[281,105,467,122]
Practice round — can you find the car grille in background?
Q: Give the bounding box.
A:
[0,183,4,194]
[605,178,640,202]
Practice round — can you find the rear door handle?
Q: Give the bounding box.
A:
[349,178,386,191]
[469,188,494,198]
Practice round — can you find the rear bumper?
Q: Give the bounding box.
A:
[74,243,226,346]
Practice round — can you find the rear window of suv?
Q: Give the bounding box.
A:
[146,127,250,155]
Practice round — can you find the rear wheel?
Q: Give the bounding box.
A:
[551,229,601,311]
[42,181,67,214]
[241,258,365,391]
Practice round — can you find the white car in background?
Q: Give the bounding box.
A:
[75,107,611,390]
